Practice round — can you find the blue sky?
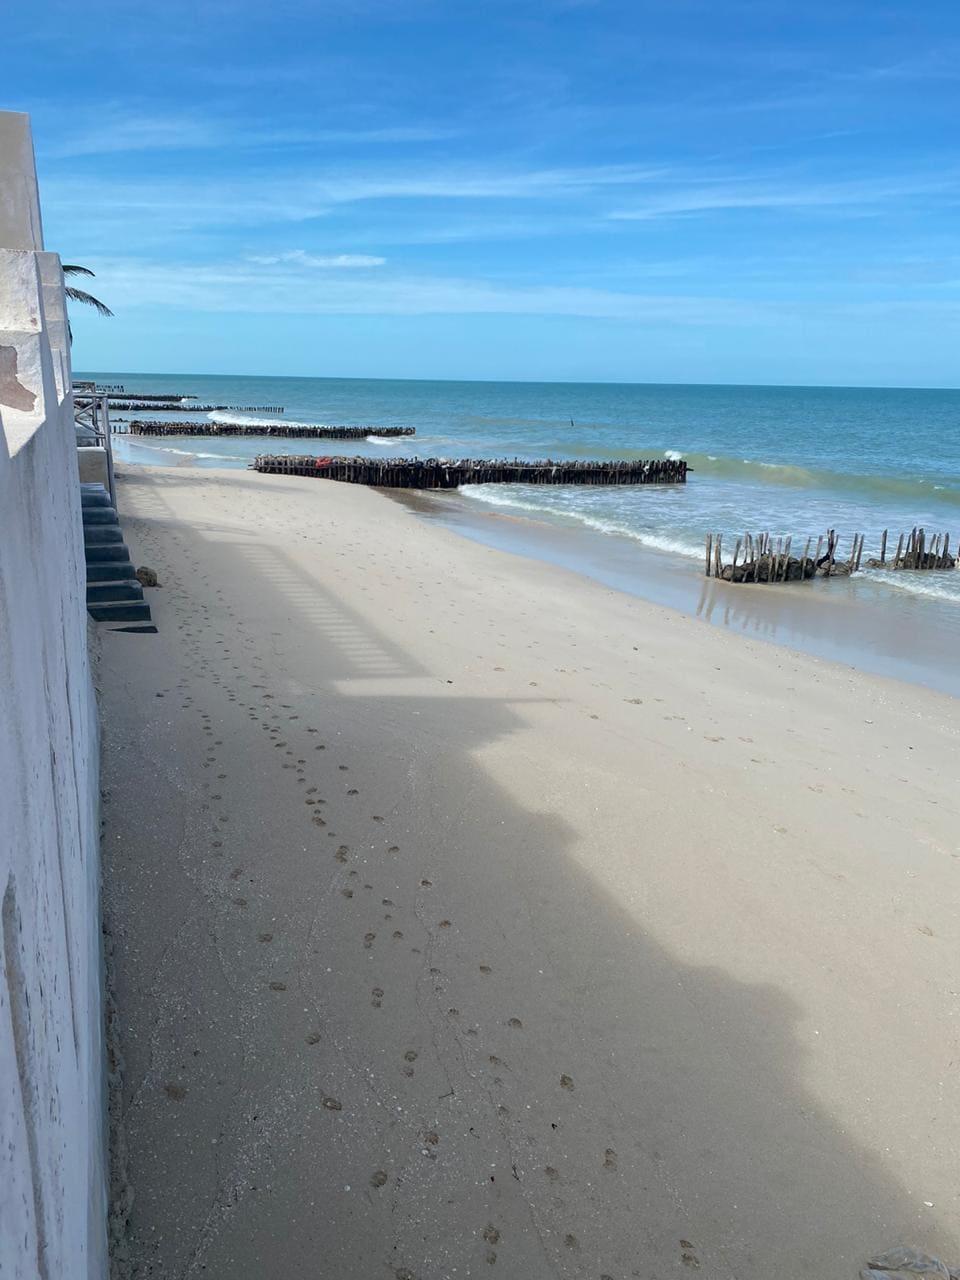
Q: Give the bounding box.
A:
[7,0,960,385]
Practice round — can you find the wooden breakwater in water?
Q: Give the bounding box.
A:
[252,454,688,489]
[104,392,196,401]
[706,527,957,584]
[121,421,416,440]
[108,400,286,413]
[864,526,956,571]
[73,385,286,411]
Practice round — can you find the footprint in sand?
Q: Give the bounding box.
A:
[371,988,384,1008]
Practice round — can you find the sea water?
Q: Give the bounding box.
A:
[88,371,960,689]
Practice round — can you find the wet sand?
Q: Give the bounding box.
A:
[395,488,960,699]
[101,464,960,1279]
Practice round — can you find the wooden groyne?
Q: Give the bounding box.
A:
[252,454,688,489]
[866,527,955,571]
[104,392,194,401]
[108,400,286,413]
[121,421,416,440]
[706,527,957,584]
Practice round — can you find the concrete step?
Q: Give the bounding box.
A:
[85,543,131,564]
[86,561,136,583]
[81,507,120,526]
[80,485,111,507]
[86,580,144,604]
[83,525,124,545]
[88,600,153,624]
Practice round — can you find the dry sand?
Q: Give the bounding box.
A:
[100,464,960,1280]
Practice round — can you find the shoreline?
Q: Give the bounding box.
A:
[102,463,960,1277]
[392,486,960,699]
[111,441,960,699]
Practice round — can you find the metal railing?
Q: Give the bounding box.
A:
[74,391,116,506]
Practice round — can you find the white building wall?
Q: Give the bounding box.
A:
[0,112,107,1280]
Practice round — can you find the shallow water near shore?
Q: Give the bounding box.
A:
[393,488,960,698]
[88,370,960,695]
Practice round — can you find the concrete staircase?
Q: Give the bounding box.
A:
[81,484,154,626]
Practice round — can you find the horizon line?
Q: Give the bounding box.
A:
[73,369,960,394]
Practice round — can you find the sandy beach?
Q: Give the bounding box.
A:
[100,464,960,1279]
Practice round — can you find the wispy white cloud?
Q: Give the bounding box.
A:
[76,243,960,332]
[46,111,459,159]
[608,174,959,220]
[82,254,774,324]
[47,114,220,158]
[247,250,386,267]
[42,162,668,242]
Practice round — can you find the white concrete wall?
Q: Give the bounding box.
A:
[0,112,107,1280]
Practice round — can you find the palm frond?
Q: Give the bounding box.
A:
[62,264,97,278]
[64,286,114,317]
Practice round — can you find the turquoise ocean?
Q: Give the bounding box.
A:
[87,371,960,692]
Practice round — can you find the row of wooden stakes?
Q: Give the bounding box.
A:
[705,528,957,584]
[252,454,688,488]
[108,401,286,413]
[121,421,416,439]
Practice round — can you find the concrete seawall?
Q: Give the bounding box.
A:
[0,112,107,1279]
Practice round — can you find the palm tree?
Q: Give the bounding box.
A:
[62,264,113,317]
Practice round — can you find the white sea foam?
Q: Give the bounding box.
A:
[122,439,247,461]
[664,449,685,461]
[862,569,960,604]
[459,485,702,560]
[208,411,327,429]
